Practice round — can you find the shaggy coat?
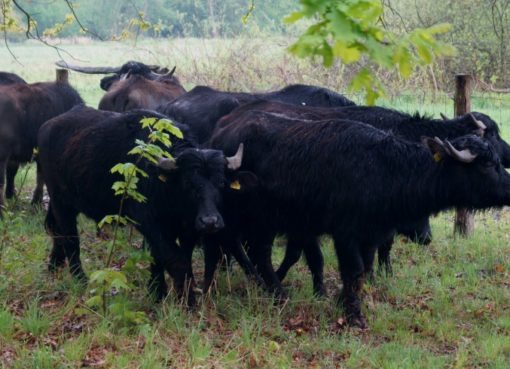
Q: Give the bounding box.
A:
[158,84,355,144]
[38,106,248,304]
[209,114,510,327]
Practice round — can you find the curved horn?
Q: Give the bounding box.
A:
[55,60,121,74]
[440,113,448,121]
[226,143,244,170]
[469,113,487,130]
[166,66,176,78]
[157,157,178,171]
[433,136,445,147]
[120,71,131,81]
[444,140,478,163]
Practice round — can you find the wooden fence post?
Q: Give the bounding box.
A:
[453,74,474,236]
[56,68,69,83]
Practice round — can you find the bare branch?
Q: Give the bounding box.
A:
[63,0,104,40]
[1,0,21,64]
[11,0,81,62]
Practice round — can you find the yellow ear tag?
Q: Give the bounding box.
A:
[433,152,442,162]
[158,174,167,182]
[230,180,241,190]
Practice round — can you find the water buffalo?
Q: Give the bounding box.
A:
[209,112,510,327]
[37,105,251,305]
[0,81,83,214]
[0,72,26,85]
[217,101,510,281]
[55,60,186,112]
[158,84,355,144]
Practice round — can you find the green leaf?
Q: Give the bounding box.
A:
[283,11,304,24]
[85,295,103,308]
[332,41,361,64]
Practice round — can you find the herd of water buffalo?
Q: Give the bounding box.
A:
[1,60,510,329]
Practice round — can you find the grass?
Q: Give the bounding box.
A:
[0,39,510,368]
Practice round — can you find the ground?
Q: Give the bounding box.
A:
[0,39,509,368]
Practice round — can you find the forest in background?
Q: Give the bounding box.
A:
[3,0,510,89]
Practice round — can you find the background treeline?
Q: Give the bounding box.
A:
[13,0,299,38]
[5,0,510,89]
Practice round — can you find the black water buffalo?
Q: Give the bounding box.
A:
[37,105,249,304]
[0,81,83,213]
[158,84,355,144]
[221,101,510,166]
[55,60,186,112]
[209,112,510,327]
[217,101,510,281]
[0,72,26,85]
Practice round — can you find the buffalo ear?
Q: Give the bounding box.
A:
[422,136,447,162]
[157,157,178,171]
[227,171,258,192]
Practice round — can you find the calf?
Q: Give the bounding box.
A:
[0,81,83,213]
[210,113,510,327]
[38,106,247,305]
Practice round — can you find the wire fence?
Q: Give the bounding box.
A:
[344,90,510,134]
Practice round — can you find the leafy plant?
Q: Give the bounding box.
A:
[285,0,455,104]
[85,117,182,327]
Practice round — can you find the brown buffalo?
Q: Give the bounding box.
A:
[56,60,186,112]
[0,81,83,213]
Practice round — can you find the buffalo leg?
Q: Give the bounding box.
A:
[302,237,326,296]
[5,161,18,199]
[31,161,44,205]
[333,237,367,328]
[45,201,85,280]
[223,235,264,287]
[377,237,393,276]
[361,245,378,281]
[148,256,168,302]
[276,236,303,282]
[0,157,8,214]
[165,247,196,307]
[202,236,222,293]
[247,235,287,300]
[45,204,66,270]
[143,232,195,306]
[179,233,198,289]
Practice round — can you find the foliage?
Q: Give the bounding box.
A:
[382,0,510,87]
[86,117,182,327]
[285,0,455,103]
[1,0,300,39]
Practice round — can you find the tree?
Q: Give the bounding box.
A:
[1,0,455,100]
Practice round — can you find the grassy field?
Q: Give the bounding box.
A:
[1,39,510,368]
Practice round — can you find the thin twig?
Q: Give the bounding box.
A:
[1,0,21,64]
[11,0,80,61]
[63,0,104,40]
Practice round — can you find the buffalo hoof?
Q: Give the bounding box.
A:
[31,195,43,206]
[313,285,327,298]
[346,313,368,329]
[48,257,66,273]
[274,290,289,305]
[70,268,88,285]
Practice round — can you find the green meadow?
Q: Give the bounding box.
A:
[0,39,509,368]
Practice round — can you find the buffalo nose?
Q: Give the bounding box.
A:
[197,215,224,232]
